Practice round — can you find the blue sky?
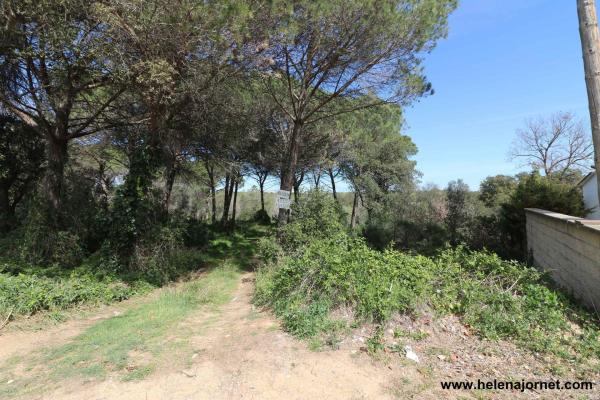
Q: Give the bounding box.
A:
[404,0,591,189]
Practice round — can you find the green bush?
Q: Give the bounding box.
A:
[182,218,213,247]
[279,190,347,251]
[253,209,271,225]
[18,222,86,269]
[128,225,201,285]
[256,234,435,333]
[499,172,586,260]
[256,234,600,361]
[0,264,152,318]
[255,236,282,265]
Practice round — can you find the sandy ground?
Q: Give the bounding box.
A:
[1,273,598,400]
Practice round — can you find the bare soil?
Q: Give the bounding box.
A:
[1,273,597,400]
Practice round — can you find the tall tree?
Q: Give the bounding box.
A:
[264,0,456,223]
[479,175,517,210]
[445,179,472,246]
[339,104,418,227]
[577,0,600,204]
[0,112,44,231]
[0,0,125,219]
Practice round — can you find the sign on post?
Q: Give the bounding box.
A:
[276,190,291,210]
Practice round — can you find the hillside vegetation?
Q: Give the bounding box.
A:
[255,192,600,376]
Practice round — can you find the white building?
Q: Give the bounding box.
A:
[578,171,600,219]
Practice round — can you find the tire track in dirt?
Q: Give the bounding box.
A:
[36,272,426,400]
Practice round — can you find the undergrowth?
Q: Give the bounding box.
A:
[0,221,267,323]
[0,264,241,398]
[254,191,600,371]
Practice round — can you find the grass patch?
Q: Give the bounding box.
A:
[0,264,240,398]
[0,222,266,399]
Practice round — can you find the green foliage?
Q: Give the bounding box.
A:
[498,172,586,260]
[479,175,517,210]
[107,141,163,262]
[256,227,600,363]
[181,218,213,247]
[279,190,347,251]
[0,113,44,232]
[255,235,434,330]
[363,185,448,254]
[339,104,419,218]
[18,207,86,269]
[255,236,282,265]
[445,179,474,246]
[0,263,150,318]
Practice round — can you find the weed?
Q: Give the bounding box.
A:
[256,219,600,370]
[393,328,429,341]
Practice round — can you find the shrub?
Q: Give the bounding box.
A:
[19,218,86,269]
[253,209,271,225]
[255,236,282,265]
[256,234,600,361]
[181,218,212,247]
[499,172,585,260]
[279,190,347,251]
[256,234,435,335]
[128,225,189,285]
[0,263,152,319]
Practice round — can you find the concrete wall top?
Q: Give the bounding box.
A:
[525,208,600,233]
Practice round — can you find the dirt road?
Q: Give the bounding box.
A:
[1,273,596,400]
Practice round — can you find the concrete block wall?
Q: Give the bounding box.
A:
[525,208,600,311]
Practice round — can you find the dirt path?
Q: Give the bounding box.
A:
[2,273,596,400]
[30,272,422,400]
[0,290,159,362]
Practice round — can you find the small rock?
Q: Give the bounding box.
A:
[404,345,419,363]
[7,380,14,384]
[113,311,121,316]
[181,369,196,378]
[437,355,447,361]
[477,355,484,360]
[191,353,198,359]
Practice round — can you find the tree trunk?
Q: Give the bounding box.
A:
[259,178,265,211]
[231,178,239,227]
[44,136,69,221]
[578,0,600,207]
[293,170,304,203]
[210,185,216,223]
[350,191,359,228]
[278,122,303,224]
[0,184,11,232]
[205,162,217,224]
[313,168,321,188]
[328,168,338,201]
[163,164,177,215]
[221,174,231,224]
